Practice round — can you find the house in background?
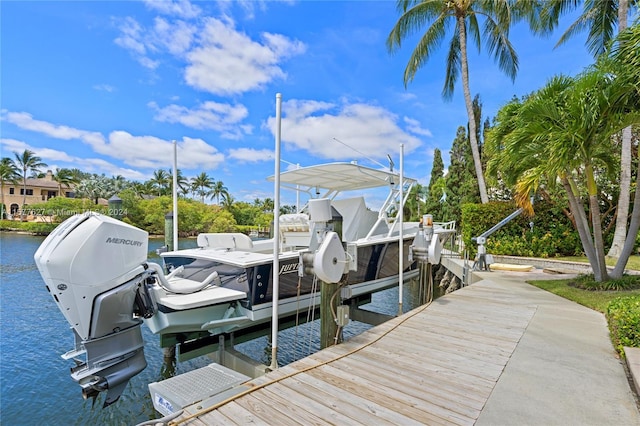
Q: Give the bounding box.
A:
[3,170,75,219]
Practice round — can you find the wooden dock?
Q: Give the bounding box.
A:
[170,279,537,425]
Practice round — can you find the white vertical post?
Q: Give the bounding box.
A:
[398,144,404,316]
[172,140,179,250]
[270,93,282,371]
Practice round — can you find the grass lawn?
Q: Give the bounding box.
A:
[528,278,640,313]
[552,255,640,271]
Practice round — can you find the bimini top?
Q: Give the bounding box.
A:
[268,162,416,193]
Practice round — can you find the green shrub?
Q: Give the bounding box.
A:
[461,201,582,258]
[0,220,57,234]
[570,274,640,291]
[606,295,640,356]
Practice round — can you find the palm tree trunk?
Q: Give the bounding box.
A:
[562,177,600,277]
[612,146,640,278]
[586,165,608,281]
[21,170,27,221]
[0,183,5,219]
[608,126,632,258]
[457,15,489,204]
[607,1,631,258]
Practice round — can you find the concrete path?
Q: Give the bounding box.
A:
[473,269,640,426]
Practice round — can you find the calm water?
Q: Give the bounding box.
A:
[0,232,425,425]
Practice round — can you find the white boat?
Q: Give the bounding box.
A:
[34,161,456,407]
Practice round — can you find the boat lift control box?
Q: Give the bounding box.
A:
[149,363,250,417]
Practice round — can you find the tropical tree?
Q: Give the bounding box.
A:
[131,181,156,198]
[173,169,191,196]
[487,53,640,281]
[387,0,529,204]
[442,126,481,223]
[75,175,113,204]
[539,0,638,258]
[191,172,214,203]
[14,149,47,220]
[110,175,129,194]
[211,180,229,205]
[0,157,21,218]
[425,148,446,219]
[52,168,79,197]
[220,193,235,210]
[149,169,171,196]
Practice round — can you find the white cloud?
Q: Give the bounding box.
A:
[152,17,195,56]
[184,17,306,95]
[403,117,433,137]
[143,0,202,19]
[114,17,160,69]
[105,132,225,170]
[2,111,224,172]
[228,148,274,163]
[2,111,106,146]
[264,100,424,160]
[0,138,147,180]
[93,84,116,92]
[149,100,251,139]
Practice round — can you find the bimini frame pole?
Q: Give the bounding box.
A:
[172,140,179,250]
[270,93,282,371]
[398,143,404,316]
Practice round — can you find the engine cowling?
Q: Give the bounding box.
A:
[34,213,154,406]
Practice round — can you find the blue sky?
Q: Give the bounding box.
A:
[1,1,597,206]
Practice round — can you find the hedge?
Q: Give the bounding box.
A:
[460,201,583,258]
[606,295,640,357]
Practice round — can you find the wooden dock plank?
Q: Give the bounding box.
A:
[183,279,538,426]
[215,401,271,426]
[265,381,366,426]
[307,364,474,425]
[233,394,300,425]
[337,354,488,409]
[250,387,328,426]
[293,371,410,425]
[329,356,485,418]
[337,347,491,404]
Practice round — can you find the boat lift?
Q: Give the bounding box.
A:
[472,208,524,271]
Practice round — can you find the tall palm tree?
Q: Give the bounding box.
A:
[149,169,171,196]
[0,157,21,219]
[53,168,79,197]
[387,0,527,204]
[14,149,47,220]
[191,172,214,203]
[220,192,235,210]
[211,180,229,205]
[539,0,638,257]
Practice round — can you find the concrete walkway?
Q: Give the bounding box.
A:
[473,269,640,426]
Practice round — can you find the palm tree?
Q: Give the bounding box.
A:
[171,169,190,196]
[387,0,527,204]
[220,192,235,210]
[0,157,21,219]
[211,180,229,205]
[191,172,214,203]
[539,1,638,258]
[150,169,172,196]
[14,149,47,220]
[53,168,79,198]
[487,53,639,281]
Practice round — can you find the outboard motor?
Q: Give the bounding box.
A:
[34,213,156,407]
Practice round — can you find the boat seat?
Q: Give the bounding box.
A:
[196,233,254,251]
[279,213,309,232]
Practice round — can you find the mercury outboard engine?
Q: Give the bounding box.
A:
[34,213,156,407]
